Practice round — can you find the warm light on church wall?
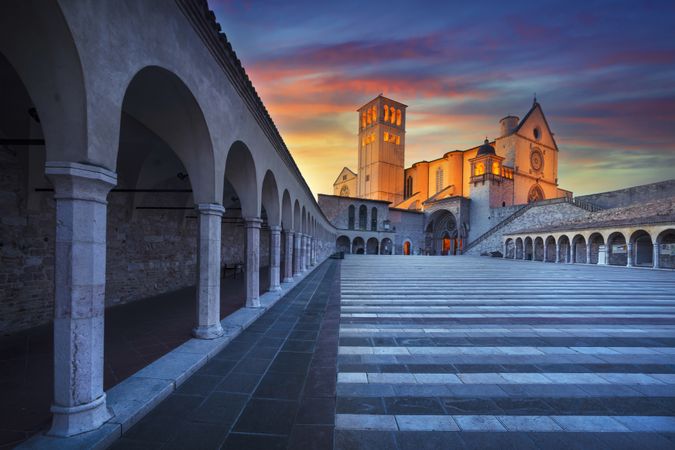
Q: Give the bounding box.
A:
[492,161,500,175]
[475,162,485,176]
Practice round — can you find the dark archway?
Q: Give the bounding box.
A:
[505,238,515,259]
[366,237,379,255]
[558,235,571,263]
[336,235,350,253]
[607,232,627,266]
[534,237,544,261]
[572,234,586,263]
[380,238,393,255]
[588,233,604,264]
[524,237,533,260]
[515,238,523,259]
[657,229,675,269]
[352,237,365,254]
[630,230,653,267]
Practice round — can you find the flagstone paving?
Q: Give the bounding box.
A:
[336,255,675,449]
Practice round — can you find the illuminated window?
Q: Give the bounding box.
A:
[396,135,400,145]
[396,109,402,126]
[383,106,389,121]
[390,106,396,123]
[372,106,377,121]
[435,167,444,193]
[384,132,389,142]
[361,113,366,129]
[475,162,485,176]
[492,161,500,175]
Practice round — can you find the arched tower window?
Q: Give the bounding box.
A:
[405,176,413,198]
[359,205,367,230]
[435,167,444,194]
[371,207,378,231]
[396,109,402,126]
[361,112,366,129]
[348,205,355,229]
[389,106,396,124]
[383,105,389,122]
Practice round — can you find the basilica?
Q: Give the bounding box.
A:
[322,95,572,255]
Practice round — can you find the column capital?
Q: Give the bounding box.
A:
[195,203,225,216]
[45,161,117,203]
[269,225,282,232]
[243,217,263,228]
[285,229,295,236]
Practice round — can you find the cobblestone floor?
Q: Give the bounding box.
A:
[336,255,675,449]
[111,260,340,449]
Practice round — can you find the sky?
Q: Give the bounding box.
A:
[210,0,675,197]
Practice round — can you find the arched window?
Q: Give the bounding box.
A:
[492,161,500,175]
[435,167,444,193]
[383,105,389,122]
[405,176,413,198]
[371,207,378,231]
[359,205,367,230]
[475,162,485,176]
[389,106,396,123]
[396,109,402,126]
[372,105,377,121]
[348,205,355,229]
[361,113,366,129]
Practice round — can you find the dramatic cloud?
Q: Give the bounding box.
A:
[210,0,675,196]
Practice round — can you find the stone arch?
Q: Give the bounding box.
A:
[572,234,586,263]
[534,237,544,261]
[544,236,556,262]
[337,235,350,253]
[524,237,533,260]
[302,206,307,234]
[380,238,393,255]
[261,170,280,227]
[426,209,459,255]
[225,141,258,217]
[358,204,367,230]
[281,190,293,231]
[656,229,675,269]
[366,237,379,255]
[122,66,217,204]
[607,231,627,266]
[588,232,604,264]
[352,237,365,254]
[630,229,653,267]
[293,200,301,232]
[505,238,515,259]
[515,238,524,259]
[558,235,571,263]
[528,184,545,203]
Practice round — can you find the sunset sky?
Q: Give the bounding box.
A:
[211,0,675,197]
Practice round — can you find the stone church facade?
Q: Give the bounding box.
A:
[323,95,675,265]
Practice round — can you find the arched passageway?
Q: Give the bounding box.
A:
[426,210,459,255]
[607,232,627,266]
[515,238,523,259]
[380,238,393,255]
[588,233,604,264]
[352,237,365,254]
[572,234,587,263]
[505,238,515,259]
[336,235,350,253]
[558,235,571,263]
[366,237,379,255]
[657,229,675,269]
[544,236,556,262]
[524,237,533,260]
[534,237,544,261]
[630,230,653,267]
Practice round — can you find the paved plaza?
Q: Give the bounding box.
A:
[336,255,675,449]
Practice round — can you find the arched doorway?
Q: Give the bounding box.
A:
[336,235,350,253]
[558,235,570,263]
[426,210,459,255]
[544,236,556,262]
[515,238,523,259]
[403,240,412,255]
[524,237,533,260]
[607,232,627,266]
[656,229,675,269]
[572,234,586,263]
[505,239,515,258]
[534,237,544,261]
[630,230,653,267]
[380,238,393,255]
[588,233,604,264]
[366,237,379,255]
[352,237,365,254]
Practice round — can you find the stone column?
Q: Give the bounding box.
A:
[301,234,308,271]
[283,230,294,282]
[194,203,225,339]
[653,243,660,269]
[312,237,318,264]
[586,243,592,264]
[269,225,282,291]
[293,232,302,277]
[627,242,633,267]
[555,242,561,263]
[244,217,262,307]
[45,162,116,437]
[503,242,507,258]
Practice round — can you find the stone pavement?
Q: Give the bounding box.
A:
[110,259,340,449]
[336,255,675,449]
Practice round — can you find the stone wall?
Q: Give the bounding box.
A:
[465,201,591,255]
[388,209,425,254]
[576,179,675,209]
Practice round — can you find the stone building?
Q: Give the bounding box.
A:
[326,95,675,262]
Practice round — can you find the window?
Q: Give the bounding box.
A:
[405,176,413,199]
[383,105,389,122]
[533,127,541,140]
[396,109,402,126]
[492,161,500,175]
[389,106,396,124]
[475,162,485,176]
[435,167,444,193]
[365,174,370,182]
[342,175,347,181]
[384,131,389,142]
[359,205,367,230]
[396,135,400,145]
[371,207,378,231]
[348,205,355,229]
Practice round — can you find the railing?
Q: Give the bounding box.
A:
[462,197,603,253]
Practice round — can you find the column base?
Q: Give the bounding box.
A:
[192,324,224,339]
[246,298,261,308]
[282,277,294,283]
[48,394,112,437]
[268,286,282,292]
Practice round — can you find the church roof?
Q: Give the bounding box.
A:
[513,100,559,149]
[332,167,357,186]
[476,139,496,157]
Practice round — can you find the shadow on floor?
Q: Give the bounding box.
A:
[0,266,274,449]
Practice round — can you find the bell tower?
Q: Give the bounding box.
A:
[357,95,406,204]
